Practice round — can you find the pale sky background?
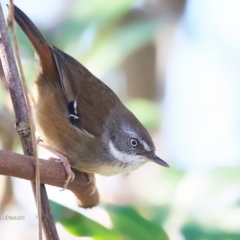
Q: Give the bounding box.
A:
[163,0,240,170]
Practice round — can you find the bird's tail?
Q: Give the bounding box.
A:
[11,4,55,74]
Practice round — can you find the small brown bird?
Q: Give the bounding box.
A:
[12,5,169,188]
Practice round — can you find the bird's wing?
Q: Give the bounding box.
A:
[51,46,119,137]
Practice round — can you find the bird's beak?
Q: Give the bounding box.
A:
[145,153,169,168]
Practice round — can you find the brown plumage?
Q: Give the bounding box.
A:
[12,5,168,186]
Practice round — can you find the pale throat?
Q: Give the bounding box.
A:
[108,140,146,167]
[94,140,148,176]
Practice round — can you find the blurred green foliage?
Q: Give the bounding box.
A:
[106,205,168,239]
[182,223,240,240]
[50,200,168,240]
[14,0,157,80]
[48,166,240,239]
[50,200,121,239]
[49,167,240,239]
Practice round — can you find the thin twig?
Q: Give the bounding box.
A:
[7,1,42,239]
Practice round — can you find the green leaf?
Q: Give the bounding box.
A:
[50,201,168,240]
[106,205,169,240]
[49,200,120,239]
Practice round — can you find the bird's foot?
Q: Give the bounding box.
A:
[37,138,75,189]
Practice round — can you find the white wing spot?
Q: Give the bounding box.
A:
[73,100,78,114]
[69,114,79,119]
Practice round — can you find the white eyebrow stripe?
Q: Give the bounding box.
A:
[122,128,136,136]
[140,140,151,151]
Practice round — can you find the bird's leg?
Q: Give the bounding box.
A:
[37,138,75,189]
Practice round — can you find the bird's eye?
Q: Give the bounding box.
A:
[129,138,139,148]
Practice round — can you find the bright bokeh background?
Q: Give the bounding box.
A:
[0,0,240,239]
